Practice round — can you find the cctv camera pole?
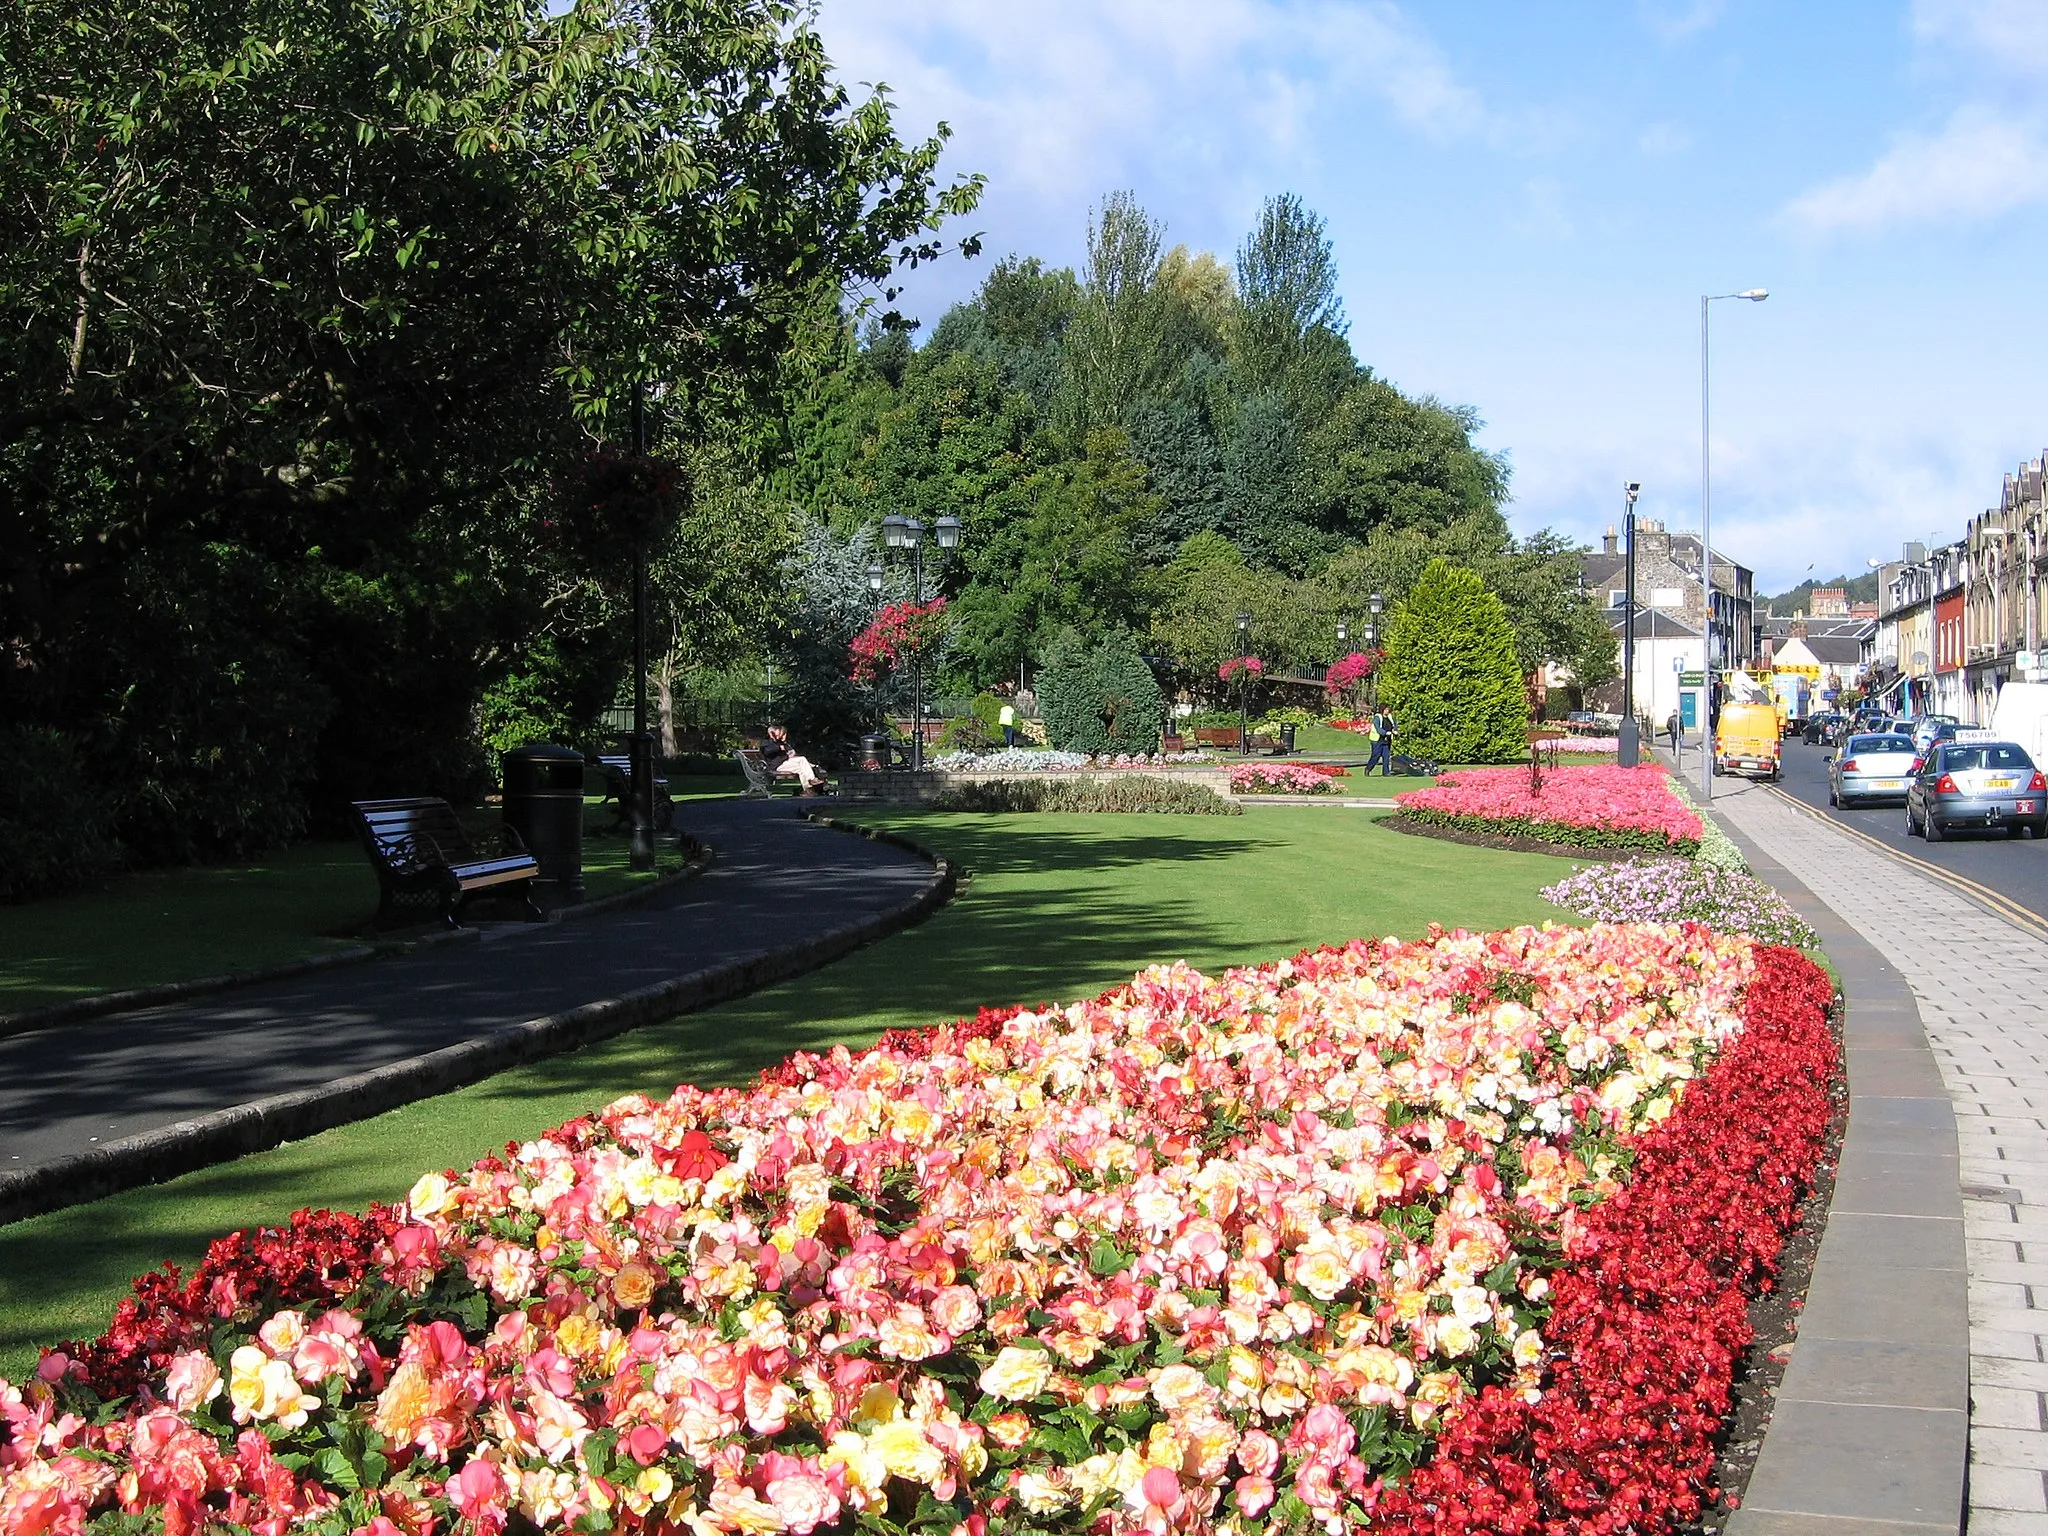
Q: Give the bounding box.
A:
[1619,483,1641,767]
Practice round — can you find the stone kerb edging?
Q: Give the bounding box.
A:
[0,825,953,1228]
[0,840,712,1043]
[1710,809,1969,1535]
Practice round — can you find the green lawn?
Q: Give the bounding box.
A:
[0,808,1586,1377]
[0,798,702,1017]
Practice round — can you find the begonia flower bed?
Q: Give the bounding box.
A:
[1229,764,1337,795]
[1396,765,1703,854]
[1,926,1834,1536]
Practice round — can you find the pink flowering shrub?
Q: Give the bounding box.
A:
[1396,764,1702,853]
[1217,657,1264,683]
[1,926,1835,1536]
[1230,763,1337,794]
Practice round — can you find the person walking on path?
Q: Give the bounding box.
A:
[997,697,1018,747]
[1365,706,1396,776]
[1666,709,1681,753]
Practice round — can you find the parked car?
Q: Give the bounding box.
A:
[1906,737,2048,840]
[1802,712,1845,745]
[1827,733,1917,807]
[1911,714,1961,754]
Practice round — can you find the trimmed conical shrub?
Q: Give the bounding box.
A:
[1039,628,1167,755]
[1379,558,1529,764]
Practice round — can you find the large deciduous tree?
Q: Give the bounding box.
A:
[0,0,980,884]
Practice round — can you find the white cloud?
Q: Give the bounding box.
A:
[1912,0,2048,75]
[812,0,1509,290]
[1637,0,1725,44]
[1779,107,2048,236]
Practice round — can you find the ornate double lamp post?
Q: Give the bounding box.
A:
[879,513,963,771]
[1235,611,1253,754]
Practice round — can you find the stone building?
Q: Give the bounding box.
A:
[1579,518,1756,671]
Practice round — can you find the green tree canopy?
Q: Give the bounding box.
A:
[1,0,980,875]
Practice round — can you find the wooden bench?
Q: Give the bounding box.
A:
[587,753,675,833]
[1194,727,1243,750]
[352,797,542,928]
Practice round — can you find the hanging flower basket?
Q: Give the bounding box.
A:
[850,598,951,685]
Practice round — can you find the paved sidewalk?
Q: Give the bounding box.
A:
[0,800,930,1174]
[1686,763,2048,1533]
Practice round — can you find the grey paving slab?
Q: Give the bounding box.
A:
[1683,756,2048,1534]
[1738,1399,1968,1525]
[1776,1339,1969,1412]
[0,801,932,1173]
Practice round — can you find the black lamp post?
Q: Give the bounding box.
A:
[628,382,656,872]
[879,513,963,771]
[1235,610,1253,754]
[1619,482,1641,767]
[1366,592,1384,710]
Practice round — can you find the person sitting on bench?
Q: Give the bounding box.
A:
[761,724,827,795]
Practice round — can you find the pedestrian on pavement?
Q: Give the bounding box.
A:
[997,695,1018,747]
[1365,706,1397,776]
[1666,710,1681,753]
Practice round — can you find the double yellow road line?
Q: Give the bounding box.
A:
[1763,784,2048,944]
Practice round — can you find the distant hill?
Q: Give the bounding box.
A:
[1762,572,1880,614]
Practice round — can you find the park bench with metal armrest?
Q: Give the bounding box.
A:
[587,753,675,833]
[352,797,542,928]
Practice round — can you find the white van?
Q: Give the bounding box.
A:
[1990,681,2048,766]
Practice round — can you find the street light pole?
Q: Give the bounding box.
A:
[1235,611,1252,754]
[880,513,962,772]
[628,380,655,872]
[1700,287,1768,801]
[1620,483,1641,767]
[1367,591,1383,712]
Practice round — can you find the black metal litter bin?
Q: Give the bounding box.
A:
[502,743,585,902]
[1277,723,1296,755]
[861,734,891,770]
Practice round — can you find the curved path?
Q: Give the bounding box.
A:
[0,801,932,1181]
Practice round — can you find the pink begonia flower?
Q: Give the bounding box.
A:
[1234,1475,1278,1517]
[1236,1428,1281,1479]
[161,1354,222,1413]
[766,1471,842,1533]
[1142,1466,1183,1510]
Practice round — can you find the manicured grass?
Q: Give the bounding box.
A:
[0,808,1587,1377]
[0,799,688,1017]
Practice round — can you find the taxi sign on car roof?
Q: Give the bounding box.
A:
[1956,728,1999,742]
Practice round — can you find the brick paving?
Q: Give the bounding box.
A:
[1695,768,2048,1533]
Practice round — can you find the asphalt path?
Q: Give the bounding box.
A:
[1763,732,2048,927]
[0,800,932,1173]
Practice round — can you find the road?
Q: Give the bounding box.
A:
[1754,730,2048,929]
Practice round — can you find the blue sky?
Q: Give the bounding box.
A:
[811,0,2048,596]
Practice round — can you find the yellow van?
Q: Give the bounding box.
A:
[1716,701,1782,781]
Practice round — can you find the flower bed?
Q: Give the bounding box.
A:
[1396,764,1702,853]
[1230,763,1337,794]
[1547,736,1619,756]
[1,928,1835,1536]
[1541,860,1818,948]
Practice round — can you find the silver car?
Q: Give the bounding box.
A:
[1828,733,1918,807]
[1906,738,2048,840]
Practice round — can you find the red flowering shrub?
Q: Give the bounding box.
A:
[1218,656,1264,682]
[849,599,950,685]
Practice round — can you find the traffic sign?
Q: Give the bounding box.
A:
[1678,671,1705,686]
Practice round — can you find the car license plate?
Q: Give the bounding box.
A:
[1988,777,2018,789]
[1874,778,1903,790]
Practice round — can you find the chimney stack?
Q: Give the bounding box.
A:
[1603,526,1618,556]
